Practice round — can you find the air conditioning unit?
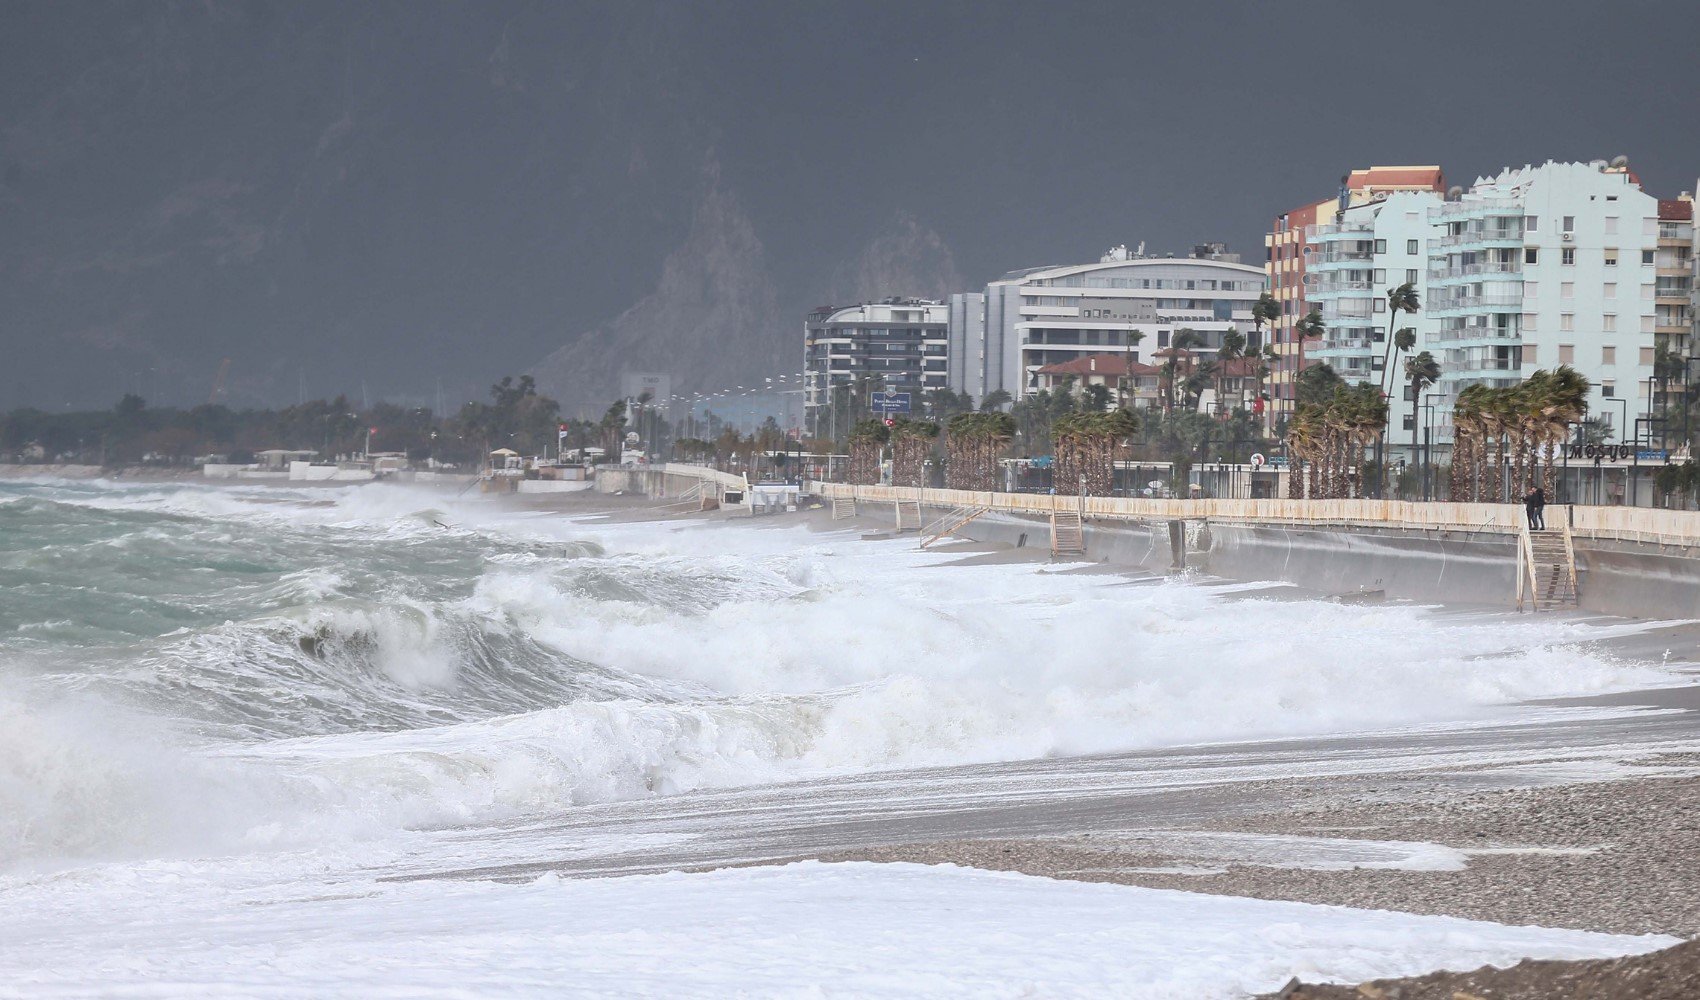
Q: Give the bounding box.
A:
[1562,233,1575,242]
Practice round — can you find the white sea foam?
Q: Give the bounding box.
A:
[0,480,1683,869]
[0,860,1675,998]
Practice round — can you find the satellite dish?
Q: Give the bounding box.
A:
[1446,185,1464,200]
[1611,155,1629,168]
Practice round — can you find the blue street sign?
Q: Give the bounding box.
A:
[1637,449,1669,462]
[870,391,912,414]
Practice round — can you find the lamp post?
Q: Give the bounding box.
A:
[1421,391,1443,500]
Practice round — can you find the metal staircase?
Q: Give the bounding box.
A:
[893,499,922,533]
[920,505,992,548]
[1518,520,1579,611]
[830,497,856,520]
[1050,510,1086,558]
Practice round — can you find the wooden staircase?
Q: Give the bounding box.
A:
[830,497,856,520]
[1050,509,1086,558]
[893,499,922,533]
[1518,521,1579,611]
[920,505,992,548]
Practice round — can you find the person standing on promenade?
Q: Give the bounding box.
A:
[1524,485,1547,531]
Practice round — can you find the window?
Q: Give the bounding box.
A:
[1525,216,1538,232]
[1604,249,1618,267]
[1407,239,1420,254]
[1603,314,1617,332]
[1524,281,1539,296]
[1559,344,1575,364]
[1604,282,1617,299]
[1561,313,1575,331]
[1406,268,1419,283]
[1375,239,1387,254]
[1643,283,1655,300]
[1374,269,1386,283]
[1605,216,1619,235]
[1643,315,1656,333]
[1521,312,1538,330]
[1403,415,1416,430]
[1525,247,1539,264]
[1603,345,1616,363]
[1562,247,1576,265]
[1561,281,1575,299]
[1373,299,1386,313]
[1562,215,1576,233]
[1642,249,1656,265]
[1641,346,1656,365]
[1522,344,1539,364]
[1602,380,1615,397]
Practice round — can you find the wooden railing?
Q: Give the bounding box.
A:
[805,481,1700,548]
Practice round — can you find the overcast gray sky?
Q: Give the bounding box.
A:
[2,0,1696,409]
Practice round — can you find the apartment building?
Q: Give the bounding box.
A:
[947,244,1266,403]
[1428,159,1662,446]
[803,299,948,435]
[1266,167,1446,418]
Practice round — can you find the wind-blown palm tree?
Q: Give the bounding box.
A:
[1216,328,1246,415]
[1403,351,1441,495]
[889,418,940,488]
[847,419,889,485]
[1250,292,1280,353]
[1541,366,1590,497]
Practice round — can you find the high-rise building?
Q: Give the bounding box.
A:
[1266,167,1446,417]
[947,244,1265,403]
[803,299,948,436]
[1656,196,1694,359]
[1427,159,1664,448]
[1306,189,1445,455]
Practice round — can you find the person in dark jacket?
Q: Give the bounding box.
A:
[1524,485,1547,530]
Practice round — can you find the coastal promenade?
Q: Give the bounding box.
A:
[804,480,1700,549]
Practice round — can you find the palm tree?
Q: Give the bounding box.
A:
[1541,366,1590,497]
[1452,383,1489,501]
[1378,285,1422,392]
[890,418,940,488]
[1294,308,1327,380]
[1403,351,1441,496]
[1250,292,1280,352]
[847,419,889,485]
[1216,328,1246,415]
[979,389,1013,412]
[1288,404,1321,498]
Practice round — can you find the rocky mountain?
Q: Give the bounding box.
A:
[0,2,964,413]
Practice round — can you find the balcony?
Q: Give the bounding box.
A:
[1307,278,1376,298]
[1444,357,1522,374]
[1316,337,1376,352]
[1428,261,1523,284]
[1434,325,1520,343]
[1429,198,1524,221]
[1436,226,1524,248]
[1306,221,1375,241]
[1312,247,1375,266]
[1428,294,1524,315]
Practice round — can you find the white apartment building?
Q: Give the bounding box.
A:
[1305,190,1444,457]
[803,299,948,435]
[948,245,1267,403]
[1428,160,1662,448]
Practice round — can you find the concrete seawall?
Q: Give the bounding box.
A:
[613,467,1700,619]
[944,508,1700,618]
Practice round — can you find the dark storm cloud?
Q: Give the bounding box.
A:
[0,0,1694,408]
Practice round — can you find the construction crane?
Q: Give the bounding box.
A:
[207,358,230,405]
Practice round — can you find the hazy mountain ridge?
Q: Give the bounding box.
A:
[0,2,964,412]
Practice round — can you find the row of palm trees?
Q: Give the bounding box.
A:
[1053,409,1139,496]
[1449,367,1589,502]
[890,418,940,488]
[1286,383,1388,499]
[945,411,1017,491]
